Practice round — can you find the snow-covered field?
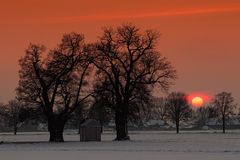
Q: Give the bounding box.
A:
[0,130,240,160]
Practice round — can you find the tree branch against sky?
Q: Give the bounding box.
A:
[92,24,177,140]
[166,92,192,134]
[0,0,239,112]
[211,91,237,133]
[17,33,92,142]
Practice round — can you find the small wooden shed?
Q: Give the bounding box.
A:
[80,119,101,141]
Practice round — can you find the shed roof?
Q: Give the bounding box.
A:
[81,119,101,127]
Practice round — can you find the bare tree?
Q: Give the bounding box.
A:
[0,100,32,135]
[91,24,177,140]
[151,97,168,121]
[194,106,211,127]
[17,33,92,142]
[0,103,5,116]
[69,101,89,134]
[7,100,21,135]
[166,92,192,134]
[211,92,237,133]
[0,103,7,127]
[88,94,113,132]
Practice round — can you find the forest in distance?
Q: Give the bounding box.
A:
[0,24,239,142]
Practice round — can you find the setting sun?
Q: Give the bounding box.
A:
[187,92,210,107]
[191,96,204,107]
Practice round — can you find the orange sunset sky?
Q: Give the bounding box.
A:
[0,0,240,104]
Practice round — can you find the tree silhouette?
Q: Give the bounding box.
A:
[91,24,177,140]
[70,101,89,134]
[211,91,237,133]
[151,97,168,121]
[194,106,211,127]
[7,100,21,135]
[89,94,113,132]
[0,103,5,120]
[0,100,33,134]
[17,33,92,142]
[166,92,192,134]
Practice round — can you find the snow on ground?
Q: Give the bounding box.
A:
[0,130,240,160]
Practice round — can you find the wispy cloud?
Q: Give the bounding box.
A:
[46,5,240,23]
[14,4,239,24]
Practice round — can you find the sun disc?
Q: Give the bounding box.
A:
[192,96,204,107]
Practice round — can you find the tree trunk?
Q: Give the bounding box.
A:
[176,119,179,134]
[48,116,66,142]
[222,116,225,134]
[78,119,81,134]
[100,121,103,133]
[14,126,17,135]
[13,120,17,135]
[115,110,129,140]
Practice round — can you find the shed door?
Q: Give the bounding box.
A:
[87,127,98,141]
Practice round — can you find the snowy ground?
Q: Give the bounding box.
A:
[0,130,240,160]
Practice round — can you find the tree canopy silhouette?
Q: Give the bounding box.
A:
[91,24,177,140]
[17,33,92,142]
[166,92,192,134]
[211,91,237,133]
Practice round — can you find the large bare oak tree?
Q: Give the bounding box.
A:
[92,24,177,140]
[17,33,92,142]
